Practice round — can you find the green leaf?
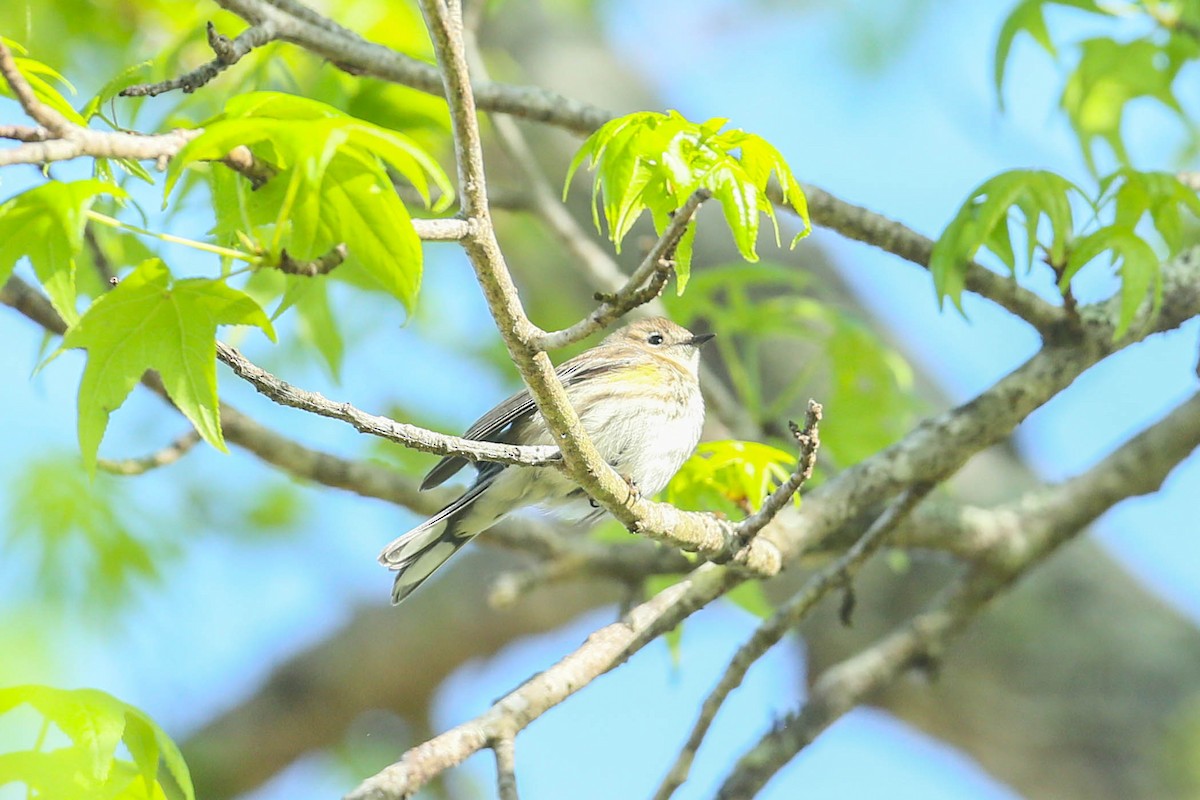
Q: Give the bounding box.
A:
[80,60,154,122]
[60,259,275,473]
[1063,226,1161,338]
[666,440,798,518]
[293,278,346,380]
[930,169,1080,311]
[1061,37,1188,172]
[167,91,451,310]
[0,181,127,324]
[992,0,1106,109]
[0,39,85,126]
[1108,169,1200,255]
[0,685,195,800]
[564,110,808,285]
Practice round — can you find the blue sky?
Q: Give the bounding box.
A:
[1,1,1198,799]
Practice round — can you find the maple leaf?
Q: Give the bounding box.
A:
[61,259,275,473]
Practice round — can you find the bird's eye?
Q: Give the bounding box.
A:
[647,333,664,345]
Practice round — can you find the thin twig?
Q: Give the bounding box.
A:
[800,184,1064,334]
[215,341,562,468]
[98,431,203,475]
[121,22,279,97]
[0,40,72,134]
[0,124,51,142]
[492,736,519,800]
[653,484,931,800]
[532,188,711,351]
[277,243,347,276]
[734,400,822,544]
[411,218,473,241]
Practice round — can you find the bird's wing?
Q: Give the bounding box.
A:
[419,357,613,490]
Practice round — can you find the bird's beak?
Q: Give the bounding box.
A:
[688,333,716,347]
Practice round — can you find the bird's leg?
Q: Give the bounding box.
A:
[620,473,641,503]
[586,474,640,508]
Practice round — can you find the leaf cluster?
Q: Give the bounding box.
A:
[667,263,917,465]
[6,457,167,609]
[565,110,811,291]
[0,685,194,800]
[169,91,454,311]
[665,439,799,518]
[995,0,1200,171]
[931,167,1200,336]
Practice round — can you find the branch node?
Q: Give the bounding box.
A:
[277,244,348,277]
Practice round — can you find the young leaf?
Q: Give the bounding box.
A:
[80,60,154,123]
[60,259,276,473]
[166,91,453,311]
[1062,226,1161,338]
[565,110,809,291]
[1061,37,1188,173]
[930,169,1080,311]
[7,455,165,608]
[0,38,86,126]
[0,685,195,800]
[0,180,127,324]
[666,440,798,518]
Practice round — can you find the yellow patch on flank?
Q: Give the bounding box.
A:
[614,360,686,386]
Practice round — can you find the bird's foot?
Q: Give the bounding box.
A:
[621,474,641,503]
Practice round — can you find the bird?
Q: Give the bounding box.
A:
[379,316,714,604]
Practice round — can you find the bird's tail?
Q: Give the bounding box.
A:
[378,481,488,605]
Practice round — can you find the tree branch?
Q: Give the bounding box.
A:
[214,341,562,468]
[0,124,51,142]
[493,736,519,800]
[97,430,203,475]
[120,21,279,97]
[417,0,784,574]
[344,562,739,800]
[734,401,822,542]
[654,483,932,800]
[716,388,1200,797]
[531,188,710,351]
[801,184,1064,333]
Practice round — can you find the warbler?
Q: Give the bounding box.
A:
[379,316,714,604]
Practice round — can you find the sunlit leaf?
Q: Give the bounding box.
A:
[666,440,798,518]
[1062,37,1188,172]
[930,169,1082,311]
[565,111,809,291]
[0,685,194,800]
[60,258,276,473]
[0,180,127,324]
[166,91,453,311]
[1063,226,1162,337]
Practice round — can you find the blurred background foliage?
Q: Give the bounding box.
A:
[2,0,1199,798]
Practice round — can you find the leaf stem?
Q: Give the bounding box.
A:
[85,210,261,263]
